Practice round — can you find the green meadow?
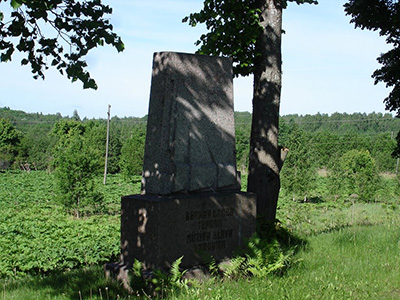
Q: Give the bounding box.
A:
[1,171,399,299]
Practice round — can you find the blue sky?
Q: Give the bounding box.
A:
[0,0,391,119]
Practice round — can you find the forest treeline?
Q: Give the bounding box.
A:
[1,107,399,204]
[236,111,399,171]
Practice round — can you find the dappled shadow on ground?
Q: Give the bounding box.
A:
[257,219,308,252]
[4,266,129,299]
[253,219,308,276]
[2,223,308,299]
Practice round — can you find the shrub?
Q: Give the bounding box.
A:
[119,127,145,180]
[329,149,380,202]
[280,122,316,201]
[0,118,22,169]
[52,120,103,217]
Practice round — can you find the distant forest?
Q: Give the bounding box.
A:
[1,106,399,201]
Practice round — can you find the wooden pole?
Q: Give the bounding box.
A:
[103,104,111,185]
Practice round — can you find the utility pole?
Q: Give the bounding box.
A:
[104,104,111,185]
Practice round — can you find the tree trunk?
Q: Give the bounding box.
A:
[247,0,283,222]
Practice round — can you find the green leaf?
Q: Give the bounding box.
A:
[21,58,29,65]
[10,0,22,9]
[116,41,124,52]
[2,0,124,90]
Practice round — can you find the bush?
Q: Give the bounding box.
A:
[329,149,380,202]
[119,127,145,180]
[280,122,316,201]
[52,120,104,217]
[0,118,22,169]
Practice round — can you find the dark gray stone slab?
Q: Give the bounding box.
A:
[120,191,256,270]
[141,52,240,195]
[107,53,257,289]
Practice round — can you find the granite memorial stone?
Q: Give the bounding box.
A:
[121,191,256,270]
[110,52,256,277]
[141,52,240,194]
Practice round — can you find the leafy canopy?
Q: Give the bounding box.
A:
[0,118,21,169]
[0,0,124,89]
[52,120,103,216]
[183,0,317,77]
[345,0,400,117]
[119,126,145,180]
[280,121,316,201]
[0,118,20,148]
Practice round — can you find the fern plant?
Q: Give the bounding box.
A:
[244,237,295,277]
[207,257,220,277]
[222,256,246,279]
[129,259,147,292]
[129,256,190,297]
[221,233,296,279]
[168,256,188,289]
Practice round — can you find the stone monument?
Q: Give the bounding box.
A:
[141,52,240,194]
[109,52,256,279]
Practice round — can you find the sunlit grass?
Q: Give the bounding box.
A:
[173,224,400,300]
[3,220,399,299]
[1,171,399,299]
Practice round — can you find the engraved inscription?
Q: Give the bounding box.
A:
[186,232,211,244]
[185,208,235,251]
[194,240,226,251]
[198,219,223,230]
[213,229,233,240]
[185,210,212,221]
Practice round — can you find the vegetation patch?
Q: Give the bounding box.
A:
[0,108,399,298]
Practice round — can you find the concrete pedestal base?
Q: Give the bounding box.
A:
[117,191,256,271]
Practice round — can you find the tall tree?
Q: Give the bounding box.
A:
[344,0,400,157]
[119,125,146,181]
[52,120,103,217]
[184,0,316,221]
[0,118,21,169]
[280,121,316,202]
[0,0,124,89]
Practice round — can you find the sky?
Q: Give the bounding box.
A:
[0,0,392,119]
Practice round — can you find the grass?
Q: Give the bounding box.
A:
[288,225,400,299]
[173,223,400,300]
[1,171,399,299]
[272,224,400,300]
[2,201,399,299]
[277,200,399,236]
[1,267,128,300]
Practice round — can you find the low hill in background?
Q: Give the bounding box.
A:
[2,106,398,136]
